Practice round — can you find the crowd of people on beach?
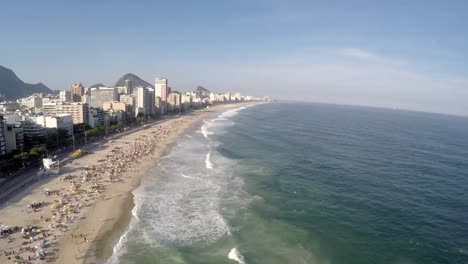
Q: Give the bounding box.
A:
[0,121,181,263]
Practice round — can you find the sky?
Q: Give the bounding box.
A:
[1,0,468,116]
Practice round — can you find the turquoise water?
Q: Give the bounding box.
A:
[110,102,468,264]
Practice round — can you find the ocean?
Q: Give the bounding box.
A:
[109,102,468,264]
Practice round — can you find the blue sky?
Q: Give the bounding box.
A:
[1,0,468,115]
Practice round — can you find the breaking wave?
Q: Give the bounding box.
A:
[109,105,255,263]
[228,247,246,264]
[205,151,214,169]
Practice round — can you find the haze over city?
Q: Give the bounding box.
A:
[1,0,467,116]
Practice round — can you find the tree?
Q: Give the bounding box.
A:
[29,147,47,158]
[105,123,123,131]
[46,128,71,149]
[136,116,146,124]
[57,128,70,146]
[14,152,29,160]
[85,126,103,137]
[46,133,58,149]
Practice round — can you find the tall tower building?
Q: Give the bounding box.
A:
[136,87,148,116]
[125,79,133,95]
[71,83,85,102]
[155,77,168,103]
[147,87,155,115]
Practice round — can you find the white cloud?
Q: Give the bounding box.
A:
[339,48,379,60]
[166,47,468,116]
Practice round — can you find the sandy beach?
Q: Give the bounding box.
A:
[0,103,252,264]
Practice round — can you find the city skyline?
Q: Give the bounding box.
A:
[1,1,467,116]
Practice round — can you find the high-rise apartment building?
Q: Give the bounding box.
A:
[90,87,118,108]
[136,87,149,116]
[42,101,89,125]
[155,77,168,103]
[168,92,182,107]
[125,79,133,95]
[147,87,155,115]
[71,83,85,102]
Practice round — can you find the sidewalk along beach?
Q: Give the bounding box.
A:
[0,103,254,264]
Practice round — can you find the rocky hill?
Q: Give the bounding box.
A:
[114,73,153,88]
[88,83,106,89]
[0,65,53,100]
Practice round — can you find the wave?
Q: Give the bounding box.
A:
[219,105,252,119]
[108,226,130,264]
[109,104,256,263]
[201,124,210,138]
[125,167,230,245]
[201,105,255,140]
[228,247,246,264]
[180,173,201,180]
[212,117,227,122]
[201,122,216,138]
[205,151,214,169]
[107,195,142,264]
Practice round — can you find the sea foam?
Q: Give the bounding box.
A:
[205,151,214,169]
[109,105,255,263]
[228,247,246,264]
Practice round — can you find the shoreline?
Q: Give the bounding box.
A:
[0,102,256,264]
[93,111,212,262]
[57,103,255,264]
[92,103,257,263]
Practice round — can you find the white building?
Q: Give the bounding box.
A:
[90,87,118,108]
[119,94,136,117]
[0,101,20,112]
[155,77,168,103]
[4,123,24,154]
[167,92,182,110]
[232,93,242,101]
[18,94,43,109]
[30,114,74,136]
[42,101,89,125]
[209,92,227,103]
[59,90,71,102]
[135,87,150,116]
[224,92,232,102]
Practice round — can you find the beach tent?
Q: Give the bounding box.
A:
[43,158,56,170]
[39,158,60,177]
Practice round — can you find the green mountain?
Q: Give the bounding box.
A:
[88,83,106,89]
[114,73,153,88]
[0,65,53,100]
